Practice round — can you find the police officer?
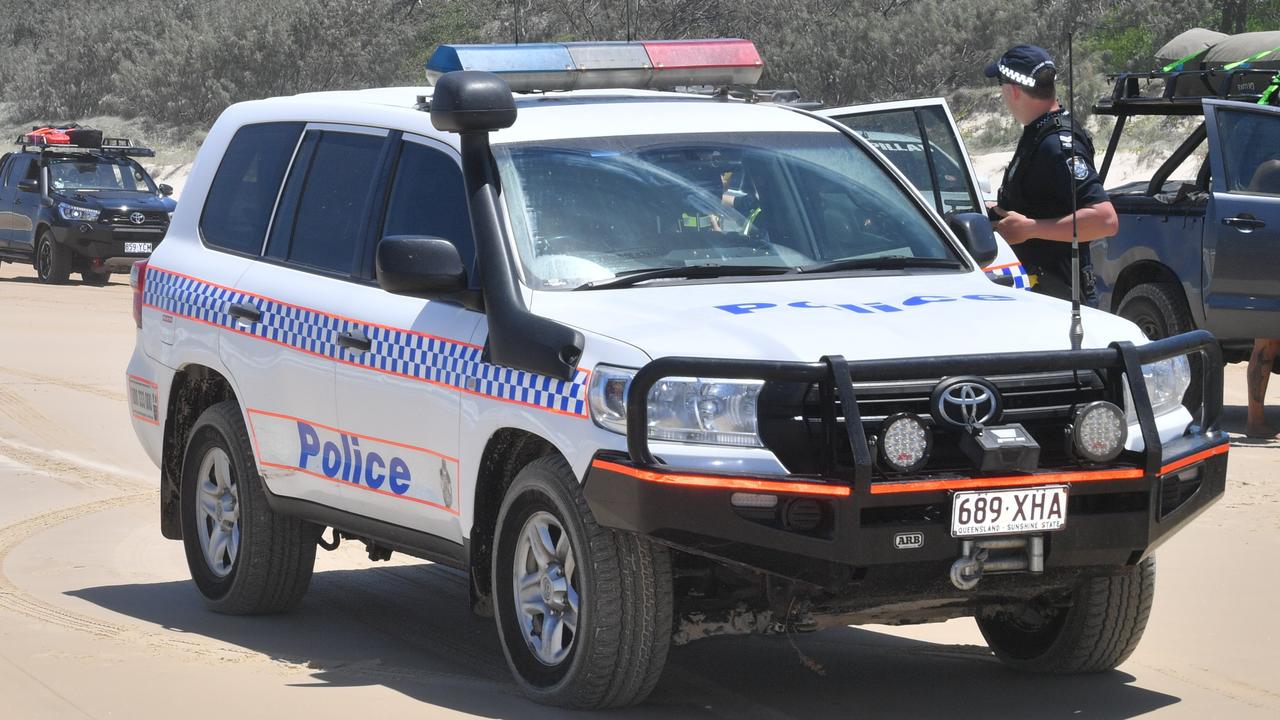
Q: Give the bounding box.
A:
[985,45,1118,305]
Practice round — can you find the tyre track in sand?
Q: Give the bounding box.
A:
[0,442,510,693]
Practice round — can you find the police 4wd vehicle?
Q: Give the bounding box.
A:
[1090,38,1280,366]
[0,125,175,285]
[127,40,1228,709]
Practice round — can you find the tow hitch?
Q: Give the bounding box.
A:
[949,535,1045,590]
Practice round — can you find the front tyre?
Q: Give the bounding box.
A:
[180,400,318,614]
[80,269,111,286]
[493,455,673,709]
[35,231,71,284]
[978,556,1155,673]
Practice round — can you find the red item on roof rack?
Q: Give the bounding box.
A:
[21,125,103,148]
[24,126,71,145]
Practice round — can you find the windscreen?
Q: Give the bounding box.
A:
[47,156,157,193]
[493,131,961,289]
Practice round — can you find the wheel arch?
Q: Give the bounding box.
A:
[467,427,566,617]
[1110,261,1185,314]
[160,363,239,540]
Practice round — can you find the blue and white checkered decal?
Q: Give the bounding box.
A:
[986,263,1031,291]
[143,267,589,416]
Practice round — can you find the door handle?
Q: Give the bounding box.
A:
[1223,216,1266,231]
[337,329,371,354]
[227,302,261,324]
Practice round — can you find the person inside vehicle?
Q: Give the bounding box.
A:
[984,44,1119,306]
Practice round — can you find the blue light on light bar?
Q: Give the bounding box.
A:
[425,39,764,93]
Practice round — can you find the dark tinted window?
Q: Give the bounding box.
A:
[1217,109,1280,196]
[201,122,302,255]
[4,155,29,185]
[380,140,475,273]
[286,131,384,274]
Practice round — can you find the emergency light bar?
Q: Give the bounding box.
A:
[426,39,764,92]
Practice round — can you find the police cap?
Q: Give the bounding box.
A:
[984,45,1056,89]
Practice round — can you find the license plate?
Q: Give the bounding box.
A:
[951,485,1068,537]
[124,242,153,254]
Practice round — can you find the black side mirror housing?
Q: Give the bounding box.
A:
[376,235,481,310]
[430,71,517,134]
[158,183,174,197]
[16,179,38,193]
[946,212,1000,267]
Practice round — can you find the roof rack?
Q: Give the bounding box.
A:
[16,134,156,157]
[1094,68,1278,116]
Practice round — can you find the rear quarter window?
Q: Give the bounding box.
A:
[200,122,303,255]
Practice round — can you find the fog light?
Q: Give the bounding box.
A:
[1071,401,1127,463]
[879,412,931,472]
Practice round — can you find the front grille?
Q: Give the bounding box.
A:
[758,370,1118,478]
[105,211,168,228]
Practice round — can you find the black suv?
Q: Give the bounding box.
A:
[1091,68,1280,368]
[0,127,175,285]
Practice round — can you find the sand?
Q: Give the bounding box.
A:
[0,263,1276,719]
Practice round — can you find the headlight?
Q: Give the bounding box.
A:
[1125,355,1192,420]
[57,202,99,221]
[588,364,763,447]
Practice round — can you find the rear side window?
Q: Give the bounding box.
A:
[379,139,475,274]
[200,122,303,255]
[283,131,386,275]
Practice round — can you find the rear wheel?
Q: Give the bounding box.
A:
[1117,282,1202,410]
[35,231,70,284]
[180,400,318,614]
[492,455,672,709]
[978,556,1155,673]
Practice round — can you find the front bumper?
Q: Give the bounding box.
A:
[51,220,165,268]
[583,332,1229,589]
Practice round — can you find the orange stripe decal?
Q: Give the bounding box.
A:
[592,459,852,497]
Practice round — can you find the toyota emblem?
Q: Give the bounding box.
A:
[130,212,146,225]
[930,377,1001,429]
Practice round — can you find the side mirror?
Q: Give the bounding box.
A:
[376,235,480,309]
[430,71,517,134]
[158,183,173,197]
[946,212,1000,267]
[16,179,38,193]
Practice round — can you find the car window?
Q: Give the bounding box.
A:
[47,156,154,193]
[378,139,475,275]
[835,107,980,216]
[1216,109,1280,196]
[3,155,29,186]
[201,122,304,256]
[494,131,959,290]
[283,130,385,275]
[918,105,981,214]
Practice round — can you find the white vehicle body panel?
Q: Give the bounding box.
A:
[125,84,1190,550]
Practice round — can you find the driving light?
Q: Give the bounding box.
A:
[57,202,99,221]
[588,365,763,447]
[1072,401,1127,463]
[879,412,932,472]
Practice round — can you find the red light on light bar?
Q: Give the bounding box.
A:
[641,39,763,70]
[641,39,764,88]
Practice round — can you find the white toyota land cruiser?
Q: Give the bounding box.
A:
[126,40,1229,709]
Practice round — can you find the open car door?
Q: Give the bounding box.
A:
[1202,98,1280,339]
[818,98,1028,289]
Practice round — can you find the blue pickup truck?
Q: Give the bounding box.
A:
[1091,68,1280,370]
[0,126,175,285]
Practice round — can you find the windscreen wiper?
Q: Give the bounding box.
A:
[796,256,963,274]
[575,264,793,290]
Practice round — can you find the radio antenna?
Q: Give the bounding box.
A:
[1068,30,1084,351]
